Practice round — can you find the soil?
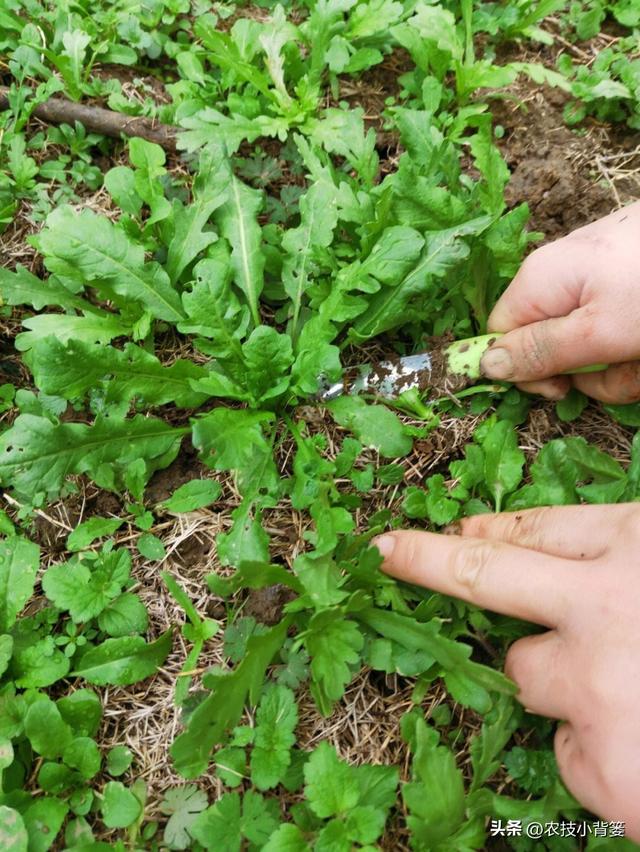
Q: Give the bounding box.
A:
[144,444,207,504]
[244,584,298,625]
[174,533,214,569]
[4,23,640,851]
[31,512,67,552]
[89,490,122,517]
[92,63,173,103]
[492,83,619,239]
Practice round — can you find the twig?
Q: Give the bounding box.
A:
[594,153,623,209]
[2,492,73,532]
[0,86,178,151]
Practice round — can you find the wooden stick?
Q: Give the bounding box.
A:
[0,86,178,151]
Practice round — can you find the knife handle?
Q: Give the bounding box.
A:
[446,333,608,380]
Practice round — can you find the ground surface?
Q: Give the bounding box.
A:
[2,3,640,851]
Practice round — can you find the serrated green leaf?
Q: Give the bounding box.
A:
[470,694,520,791]
[358,608,515,709]
[217,501,270,567]
[215,746,246,787]
[11,635,70,689]
[42,549,130,622]
[262,823,309,851]
[35,205,185,322]
[27,339,209,408]
[349,220,489,341]
[165,149,228,283]
[250,684,298,790]
[192,22,273,98]
[510,437,628,508]
[402,715,466,846]
[15,313,131,352]
[179,249,249,366]
[179,108,288,154]
[192,408,278,498]
[0,413,187,502]
[0,265,94,313]
[128,137,171,224]
[303,742,359,818]
[98,592,149,637]
[240,790,280,845]
[481,420,525,512]
[282,178,338,331]
[241,325,293,404]
[190,791,241,852]
[160,785,208,850]
[306,613,363,714]
[171,618,291,778]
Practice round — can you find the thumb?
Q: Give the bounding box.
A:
[480,309,604,382]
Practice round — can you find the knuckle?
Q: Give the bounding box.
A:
[504,640,532,687]
[553,724,575,765]
[449,541,494,593]
[578,303,599,339]
[508,508,550,549]
[401,534,423,572]
[519,244,553,279]
[609,362,640,404]
[623,503,640,532]
[567,229,613,254]
[517,323,554,377]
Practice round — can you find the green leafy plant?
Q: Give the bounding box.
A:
[560,42,640,129]
[2,0,640,848]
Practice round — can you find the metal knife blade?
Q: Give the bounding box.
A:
[317,352,434,401]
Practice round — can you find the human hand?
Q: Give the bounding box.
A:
[481,201,640,402]
[374,504,640,839]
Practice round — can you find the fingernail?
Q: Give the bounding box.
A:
[442,522,462,536]
[481,347,514,380]
[373,534,396,558]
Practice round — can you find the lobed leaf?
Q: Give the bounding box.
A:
[0,414,187,502]
[27,338,209,408]
[34,206,185,322]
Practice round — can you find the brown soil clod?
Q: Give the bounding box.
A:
[145,449,207,505]
[492,81,636,239]
[244,584,297,626]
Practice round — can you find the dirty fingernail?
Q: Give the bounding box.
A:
[442,522,462,536]
[373,534,396,558]
[481,347,514,380]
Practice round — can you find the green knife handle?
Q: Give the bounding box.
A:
[446,333,607,380]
